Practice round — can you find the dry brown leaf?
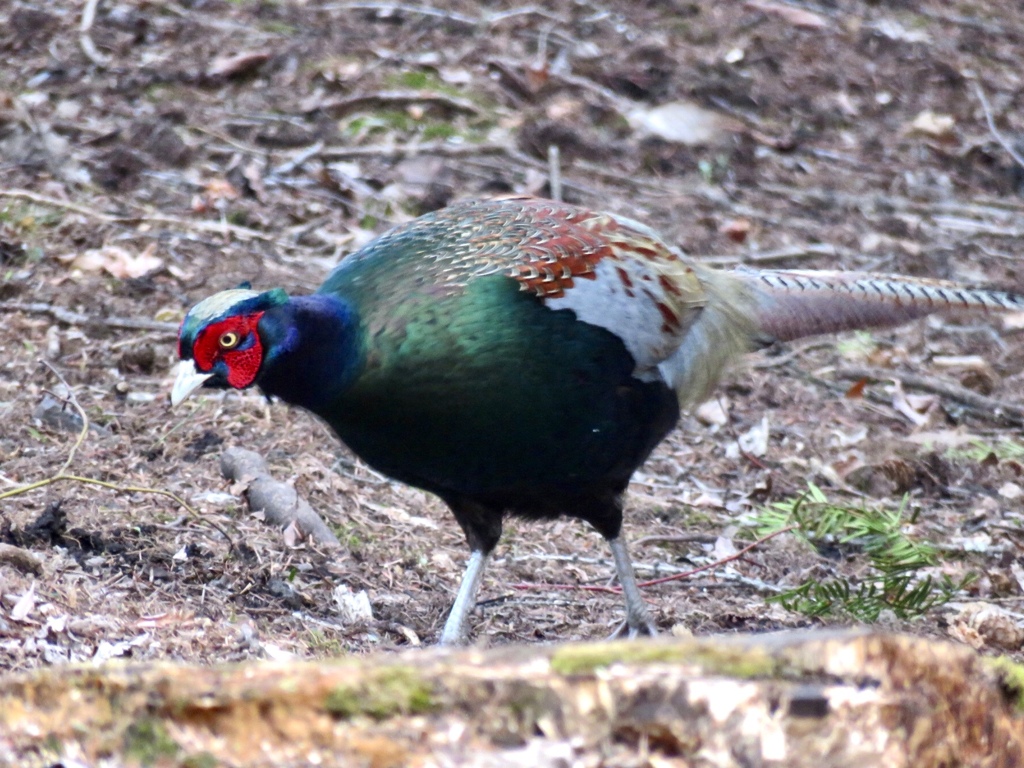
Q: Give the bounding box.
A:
[948,603,1024,651]
[907,110,955,138]
[890,383,938,427]
[999,482,1023,501]
[695,397,730,427]
[844,378,868,399]
[1002,311,1024,331]
[10,582,37,622]
[203,177,240,202]
[206,51,271,79]
[524,62,550,92]
[745,1,829,29]
[737,415,770,457]
[332,585,373,624]
[318,56,364,83]
[868,18,931,44]
[628,101,739,146]
[719,218,751,243]
[282,519,302,547]
[61,243,163,279]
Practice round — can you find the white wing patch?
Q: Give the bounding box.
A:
[544,256,705,381]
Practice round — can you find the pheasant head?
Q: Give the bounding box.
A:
[172,287,289,405]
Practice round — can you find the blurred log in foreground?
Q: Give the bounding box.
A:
[2,630,1023,767]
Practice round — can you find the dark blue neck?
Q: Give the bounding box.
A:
[256,294,362,413]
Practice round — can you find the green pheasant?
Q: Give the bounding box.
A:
[173,196,1023,644]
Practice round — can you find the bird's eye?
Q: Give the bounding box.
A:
[219,332,240,349]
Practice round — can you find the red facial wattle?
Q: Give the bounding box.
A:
[191,312,265,389]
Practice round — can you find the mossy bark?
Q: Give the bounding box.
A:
[2,630,1021,767]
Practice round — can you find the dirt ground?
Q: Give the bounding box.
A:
[1,0,1023,671]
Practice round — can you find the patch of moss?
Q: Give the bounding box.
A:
[325,666,435,720]
[987,656,1024,711]
[385,70,461,97]
[392,71,431,90]
[946,438,1024,463]
[123,718,179,766]
[550,640,778,678]
[226,210,251,227]
[182,753,219,768]
[422,122,458,141]
[0,202,64,234]
[260,20,297,35]
[332,520,368,551]
[306,629,344,656]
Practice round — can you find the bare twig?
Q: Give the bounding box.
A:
[973,81,1024,171]
[547,144,562,201]
[749,339,838,370]
[0,365,235,550]
[633,534,718,547]
[697,243,840,267]
[833,366,1024,425]
[549,70,634,114]
[635,526,796,589]
[0,301,179,334]
[320,2,477,26]
[0,474,234,547]
[318,140,535,164]
[270,140,326,177]
[39,362,89,475]
[310,90,480,118]
[0,188,292,247]
[511,526,796,595]
[320,2,565,28]
[917,8,1006,34]
[758,183,1024,222]
[79,0,111,67]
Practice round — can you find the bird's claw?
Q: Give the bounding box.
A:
[608,613,658,640]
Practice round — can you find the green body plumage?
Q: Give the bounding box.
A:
[323,269,676,502]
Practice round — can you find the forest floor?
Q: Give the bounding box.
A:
[1,0,1023,671]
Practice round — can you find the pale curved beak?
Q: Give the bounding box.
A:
[171,359,213,406]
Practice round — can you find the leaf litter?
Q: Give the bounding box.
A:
[0,1,1022,675]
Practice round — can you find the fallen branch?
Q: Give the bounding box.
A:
[220,447,342,549]
[0,542,44,576]
[0,468,234,551]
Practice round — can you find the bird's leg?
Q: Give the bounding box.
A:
[607,534,657,639]
[441,496,502,646]
[439,549,490,646]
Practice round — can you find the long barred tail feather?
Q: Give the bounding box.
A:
[659,264,1022,407]
[734,267,1024,343]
